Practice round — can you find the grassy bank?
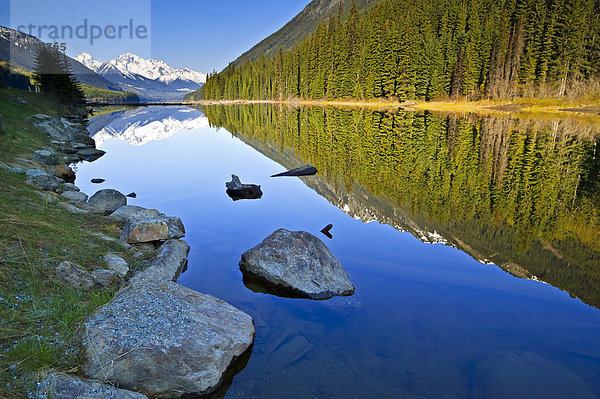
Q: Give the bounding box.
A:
[0,88,70,163]
[0,88,133,397]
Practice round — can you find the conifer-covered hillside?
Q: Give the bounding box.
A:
[201,0,600,101]
[233,0,381,66]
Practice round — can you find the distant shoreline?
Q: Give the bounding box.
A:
[89,98,600,118]
[86,101,189,107]
[183,98,600,117]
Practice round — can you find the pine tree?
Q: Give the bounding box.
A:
[33,44,84,105]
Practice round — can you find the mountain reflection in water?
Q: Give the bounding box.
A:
[88,106,209,146]
[202,104,600,309]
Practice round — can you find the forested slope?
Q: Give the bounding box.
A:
[202,0,600,101]
[233,0,380,67]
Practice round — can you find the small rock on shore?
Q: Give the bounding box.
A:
[129,239,189,284]
[87,189,127,215]
[32,150,59,166]
[120,209,185,244]
[38,373,147,399]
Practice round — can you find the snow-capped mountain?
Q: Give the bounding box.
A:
[88,106,209,146]
[75,52,207,101]
[109,53,206,85]
[76,52,103,72]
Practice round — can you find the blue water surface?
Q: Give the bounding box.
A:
[76,106,600,399]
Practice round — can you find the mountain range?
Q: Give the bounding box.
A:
[1,25,207,102]
[76,53,207,101]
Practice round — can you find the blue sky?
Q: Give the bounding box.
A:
[0,0,311,72]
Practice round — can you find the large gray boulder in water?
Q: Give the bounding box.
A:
[87,189,127,215]
[120,209,185,243]
[83,280,255,398]
[239,228,355,299]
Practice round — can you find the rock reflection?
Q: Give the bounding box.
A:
[241,274,311,300]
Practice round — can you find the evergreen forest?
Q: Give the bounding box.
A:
[199,0,600,101]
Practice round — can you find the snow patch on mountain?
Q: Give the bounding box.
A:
[76,52,103,72]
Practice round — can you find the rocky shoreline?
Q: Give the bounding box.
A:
[2,113,255,398]
[2,109,356,398]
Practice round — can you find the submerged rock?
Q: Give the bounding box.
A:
[225,174,263,201]
[126,192,137,198]
[129,239,189,284]
[56,261,95,290]
[239,228,354,300]
[271,165,317,177]
[38,373,147,399]
[268,335,314,371]
[120,209,185,244]
[83,280,255,398]
[87,189,127,215]
[32,149,59,165]
[91,178,105,184]
[470,350,597,399]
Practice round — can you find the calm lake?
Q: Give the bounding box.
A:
[77,105,600,398]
